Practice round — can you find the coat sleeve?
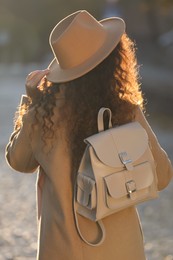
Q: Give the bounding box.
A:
[135,106,173,191]
[5,95,39,173]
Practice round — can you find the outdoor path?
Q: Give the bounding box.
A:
[0,65,173,260]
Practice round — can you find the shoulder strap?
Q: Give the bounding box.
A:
[73,187,106,246]
[73,107,110,246]
[97,107,112,132]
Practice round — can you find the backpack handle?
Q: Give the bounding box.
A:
[97,107,112,132]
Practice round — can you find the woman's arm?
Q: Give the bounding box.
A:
[135,106,173,191]
[6,96,39,173]
[6,69,50,173]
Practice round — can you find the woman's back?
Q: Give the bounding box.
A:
[25,106,146,260]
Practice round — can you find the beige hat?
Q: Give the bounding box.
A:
[46,10,125,83]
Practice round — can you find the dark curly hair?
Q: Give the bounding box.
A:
[15,34,143,174]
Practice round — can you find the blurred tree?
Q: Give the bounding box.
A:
[143,0,160,41]
[121,0,173,39]
[162,0,173,6]
[0,0,105,62]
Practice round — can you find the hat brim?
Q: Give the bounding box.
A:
[46,17,125,83]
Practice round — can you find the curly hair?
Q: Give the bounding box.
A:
[15,33,144,174]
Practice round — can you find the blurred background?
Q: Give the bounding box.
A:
[0,0,173,115]
[0,0,173,259]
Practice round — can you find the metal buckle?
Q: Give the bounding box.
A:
[126,180,136,195]
[119,152,133,171]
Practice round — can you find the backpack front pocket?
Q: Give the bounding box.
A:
[104,161,156,211]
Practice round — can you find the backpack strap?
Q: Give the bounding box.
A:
[97,107,112,132]
[73,187,106,246]
[73,107,111,246]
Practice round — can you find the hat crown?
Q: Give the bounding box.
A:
[50,11,107,70]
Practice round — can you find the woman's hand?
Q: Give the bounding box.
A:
[25,69,50,103]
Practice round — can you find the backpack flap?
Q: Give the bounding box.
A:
[85,122,149,169]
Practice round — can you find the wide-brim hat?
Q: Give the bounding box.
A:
[46,10,125,83]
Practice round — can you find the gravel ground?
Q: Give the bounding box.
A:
[0,67,173,260]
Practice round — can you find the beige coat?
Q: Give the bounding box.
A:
[6,96,173,260]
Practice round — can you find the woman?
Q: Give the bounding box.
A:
[6,10,173,260]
